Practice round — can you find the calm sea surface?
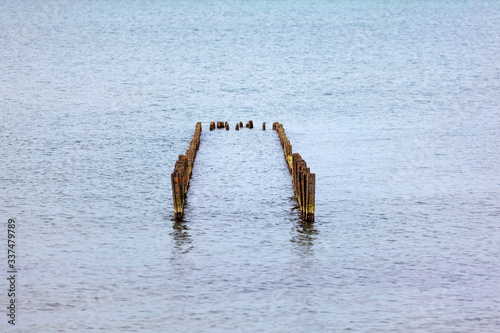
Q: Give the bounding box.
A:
[1,0,499,332]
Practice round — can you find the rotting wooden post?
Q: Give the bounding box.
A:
[295,159,302,208]
[186,148,193,178]
[239,122,243,128]
[217,121,224,129]
[225,121,229,130]
[306,173,315,222]
[175,157,185,200]
[292,153,301,198]
[172,165,183,219]
[171,170,179,219]
[285,143,292,171]
[236,123,239,130]
[298,161,306,213]
[249,120,253,129]
[262,122,266,130]
[303,167,310,219]
[210,122,215,131]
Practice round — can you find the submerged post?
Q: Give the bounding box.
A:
[171,122,202,220]
[274,122,315,222]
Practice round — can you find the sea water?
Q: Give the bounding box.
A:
[1,0,499,331]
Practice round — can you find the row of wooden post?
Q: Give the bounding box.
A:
[171,122,202,220]
[210,121,263,131]
[171,121,314,221]
[273,122,315,222]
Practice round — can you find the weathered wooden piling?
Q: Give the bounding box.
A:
[306,173,315,221]
[171,122,202,220]
[217,121,224,129]
[236,123,239,130]
[225,121,229,130]
[249,120,254,129]
[210,122,215,131]
[239,122,243,128]
[262,122,266,130]
[273,122,315,222]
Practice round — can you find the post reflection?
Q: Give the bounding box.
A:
[290,218,318,254]
[170,219,193,254]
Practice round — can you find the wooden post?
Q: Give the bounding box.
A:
[303,167,310,219]
[285,143,292,171]
[236,123,239,130]
[292,153,301,199]
[297,161,304,209]
[186,148,193,177]
[171,170,179,219]
[210,122,215,131]
[249,120,253,129]
[307,173,315,222]
[239,122,243,128]
[262,122,266,130]
[225,121,229,130]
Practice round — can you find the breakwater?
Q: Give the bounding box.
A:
[171,122,202,220]
[273,122,315,222]
[171,121,315,222]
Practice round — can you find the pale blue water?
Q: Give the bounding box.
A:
[1,0,499,332]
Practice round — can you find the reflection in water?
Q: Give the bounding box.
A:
[290,217,318,255]
[170,220,193,254]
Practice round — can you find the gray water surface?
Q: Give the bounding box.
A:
[1,0,499,332]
